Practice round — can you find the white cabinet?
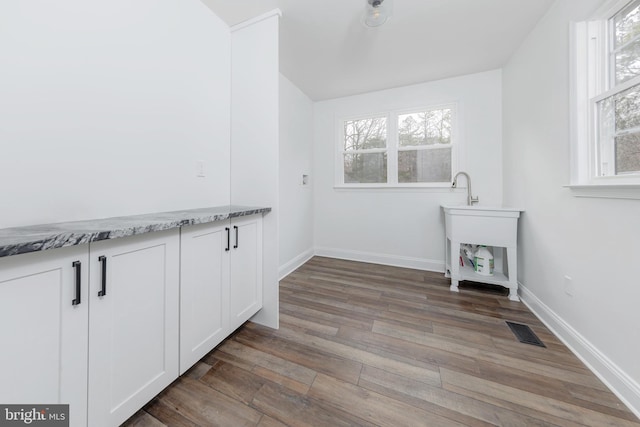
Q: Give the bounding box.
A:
[229,215,263,330]
[0,246,89,427]
[179,214,263,374]
[0,213,262,425]
[88,229,180,427]
[0,231,180,427]
[179,222,229,374]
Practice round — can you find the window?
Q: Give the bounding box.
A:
[337,105,457,187]
[398,108,453,183]
[573,0,640,186]
[596,0,640,177]
[342,116,388,183]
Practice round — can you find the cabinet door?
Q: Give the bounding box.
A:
[0,246,89,427]
[179,222,229,374]
[229,215,263,330]
[88,230,179,427]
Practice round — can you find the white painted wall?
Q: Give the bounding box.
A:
[313,70,503,270]
[279,75,314,279]
[0,0,231,228]
[231,12,280,329]
[503,0,640,415]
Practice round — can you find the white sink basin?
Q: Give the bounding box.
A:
[441,205,523,218]
[441,204,523,211]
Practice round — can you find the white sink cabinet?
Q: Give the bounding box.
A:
[442,205,523,301]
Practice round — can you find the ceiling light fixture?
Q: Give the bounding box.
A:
[363,0,391,28]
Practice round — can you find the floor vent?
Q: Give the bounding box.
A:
[506,321,546,347]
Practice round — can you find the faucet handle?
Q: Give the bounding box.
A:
[470,196,479,205]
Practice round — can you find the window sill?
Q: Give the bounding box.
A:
[334,184,464,192]
[564,184,640,200]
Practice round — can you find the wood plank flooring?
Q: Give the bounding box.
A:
[123,257,640,426]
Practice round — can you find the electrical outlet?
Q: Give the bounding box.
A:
[302,174,309,186]
[564,275,574,296]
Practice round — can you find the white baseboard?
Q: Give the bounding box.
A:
[314,246,444,272]
[278,248,314,280]
[519,283,640,419]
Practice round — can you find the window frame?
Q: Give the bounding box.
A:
[571,0,640,190]
[335,103,459,189]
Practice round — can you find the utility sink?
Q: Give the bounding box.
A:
[441,204,523,213]
[441,204,523,301]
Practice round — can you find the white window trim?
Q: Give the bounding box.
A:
[569,0,640,198]
[334,102,460,189]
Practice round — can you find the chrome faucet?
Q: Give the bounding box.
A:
[452,171,479,206]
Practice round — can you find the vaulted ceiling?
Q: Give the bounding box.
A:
[200,0,555,101]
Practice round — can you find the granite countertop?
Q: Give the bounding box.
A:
[0,205,271,258]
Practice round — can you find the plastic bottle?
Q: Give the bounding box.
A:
[474,246,494,276]
[461,244,475,268]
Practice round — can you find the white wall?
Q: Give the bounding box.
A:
[231,12,280,329]
[279,75,314,278]
[0,0,231,228]
[313,70,503,270]
[503,0,640,415]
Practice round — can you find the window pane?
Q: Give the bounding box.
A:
[398,108,451,147]
[598,94,616,176]
[398,148,451,183]
[615,38,640,84]
[597,82,640,176]
[344,152,387,183]
[615,83,640,131]
[614,0,640,49]
[597,84,640,136]
[616,132,640,174]
[343,117,387,151]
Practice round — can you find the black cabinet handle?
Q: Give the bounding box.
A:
[234,226,239,249]
[225,227,230,252]
[98,256,107,297]
[72,261,81,306]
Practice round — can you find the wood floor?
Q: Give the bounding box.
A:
[124,257,640,427]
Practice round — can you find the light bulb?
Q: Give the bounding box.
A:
[364,0,389,27]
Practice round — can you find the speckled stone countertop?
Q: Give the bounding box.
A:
[0,205,271,258]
